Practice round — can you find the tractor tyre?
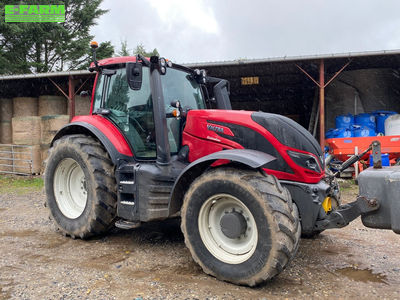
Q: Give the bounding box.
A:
[181,168,301,286]
[44,134,117,239]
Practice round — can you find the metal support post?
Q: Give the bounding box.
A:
[68,76,76,122]
[47,75,92,121]
[295,59,352,150]
[319,60,325,150]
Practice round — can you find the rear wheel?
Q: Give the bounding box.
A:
[181,168,301,286]
[44,134,117,239]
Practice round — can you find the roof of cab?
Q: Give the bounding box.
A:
[97,56,139,66]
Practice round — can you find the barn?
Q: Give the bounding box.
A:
[1,49,400,174]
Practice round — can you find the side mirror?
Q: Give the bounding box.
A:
[126,62,143,90]
[170,100,181,109]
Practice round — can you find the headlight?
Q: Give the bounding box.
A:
[287,150,321,173]
[159,57,166,67]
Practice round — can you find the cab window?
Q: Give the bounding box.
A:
[104,67,156,159]
[162,68,206,153]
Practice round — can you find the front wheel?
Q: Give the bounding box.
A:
[44,134,117,239]
[181,168,301,286]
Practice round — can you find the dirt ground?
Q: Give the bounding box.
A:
[0,178,399,300]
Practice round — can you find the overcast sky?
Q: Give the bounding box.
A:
[91,0,400,64]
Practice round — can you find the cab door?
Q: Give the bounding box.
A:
[93,67,156,159]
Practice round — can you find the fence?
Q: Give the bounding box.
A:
[0,144,38,175]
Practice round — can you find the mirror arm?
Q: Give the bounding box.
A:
[137,54,150,67]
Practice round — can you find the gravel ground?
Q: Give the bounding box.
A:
[0,179,399,299]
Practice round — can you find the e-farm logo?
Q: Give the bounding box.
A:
[5,5,65,22]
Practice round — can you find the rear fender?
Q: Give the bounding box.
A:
[51,121,134,165]
[168,149,276,215]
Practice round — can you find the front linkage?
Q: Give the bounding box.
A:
[319,140,388,231]
[315,196,379,230]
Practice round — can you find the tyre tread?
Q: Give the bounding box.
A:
[45,134,117,239]
[181,168,301,286]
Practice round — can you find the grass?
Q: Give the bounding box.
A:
[0,175,44,195]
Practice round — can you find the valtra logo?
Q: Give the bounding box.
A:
[207,124,225,134]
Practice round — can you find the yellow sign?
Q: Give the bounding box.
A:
[241,76,259,85]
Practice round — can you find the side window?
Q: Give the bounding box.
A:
[93,73,104,111]
[105,67,156,159]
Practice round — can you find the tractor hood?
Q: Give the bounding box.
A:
[183,110,324,183]
[251,112,323,165]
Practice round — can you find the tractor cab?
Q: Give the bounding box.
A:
[91,58,206,160]
[86,50,232,168]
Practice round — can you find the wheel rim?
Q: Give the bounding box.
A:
[53,158,87,219]
[198,194,258,264]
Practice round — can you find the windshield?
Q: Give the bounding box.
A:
[161,68,205,111]
[160,68,205,153]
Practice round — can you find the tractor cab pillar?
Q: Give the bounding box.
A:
[148,56,171,165]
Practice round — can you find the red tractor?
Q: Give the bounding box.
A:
[44,43,391,286]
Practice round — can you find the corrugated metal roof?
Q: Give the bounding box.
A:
[1,49,400,80]
[0,69,93,81]
[184,49,400,68]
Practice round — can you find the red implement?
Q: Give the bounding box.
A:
[326,135,400,162]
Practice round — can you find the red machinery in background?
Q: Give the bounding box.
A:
[326,135,400,170]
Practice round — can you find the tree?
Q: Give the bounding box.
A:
[82,41,114,70]
[0,0,113,74]
[96,41,114,60]
[118,39,130,57]
[133,43,159,57]
[116,41,159,58]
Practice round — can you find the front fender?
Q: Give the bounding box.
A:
[168,149,276,215]
[51,118,133,165]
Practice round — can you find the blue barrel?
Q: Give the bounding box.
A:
[335,114,354,129]
[325,128,336,139]
[355,113,376,131]
[336,127,352,138]
[369,153,390,167]
[326,127,352,138]
[372,110,397,135]
[352,125,376,137]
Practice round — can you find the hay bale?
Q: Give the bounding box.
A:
[40,144,50,162]
[0,145,13,173]
[40,143,50,173]
[40,144,50,174]
[40,115,69,144]
[0,120,12,144]
[0,98,13,122]
[0,98,13,144]
[13,145,41,174]
[12,97,38,117]
[38,95,67,116]
[12,116,41,145]
[69,96,91,116]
